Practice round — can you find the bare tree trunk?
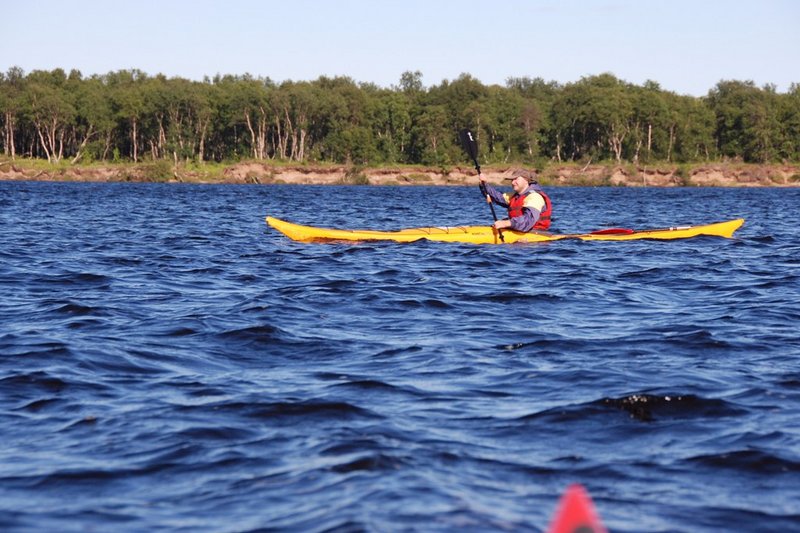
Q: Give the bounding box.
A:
[3,112,16,159]
[667,125,676,163]
[257,106,268,159]
[608,123,627,164]
[244,111,258,159]
[47,119,57,161]
[274,116,284,159]
[244,107,269,160]
[296,112,308,161]
[131,117,139,163]
[197,120,208,163]
[555,133,562,163]
[157,115,167,159]
[298,129,306,161]
[10,113,16,159]
[71,124,95,164]
[12,124,15,158]
[102,130,112,161]
[609,136,623,163]
[37,117,64,163]
[282,108,293,160]
[57,128,65,163]
[611,139,622,163]
[34,123,53,163]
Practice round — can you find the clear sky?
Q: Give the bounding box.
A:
[3,0,798,96]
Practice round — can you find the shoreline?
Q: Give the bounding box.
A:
[1,160,799,187]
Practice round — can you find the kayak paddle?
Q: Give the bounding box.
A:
[459,128,504,242]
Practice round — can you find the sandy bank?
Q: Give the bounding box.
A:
[1,160,799,187]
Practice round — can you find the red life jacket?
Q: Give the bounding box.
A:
[508,188,553,230]
[535,190,553,230]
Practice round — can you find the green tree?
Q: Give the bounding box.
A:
[506,77,559,161]
[207,74,250,161]
[107,69,149,162]
[670,94,716,162]
[707,80,779,163]
[776,84,800,160]
[70,72,114,163]
[409,104,449,166]
[429,73,489,132]
[311,76,375,163]
[272,81,318,162]
[551,74,633,163]
[228,75,273,160]
[398,70,424,93]
[484,86,525,163]
[2,67,797,168]
[364,86,411,164]
[0,66,26,159]
[629,81,670,164]
[23,69,77,163]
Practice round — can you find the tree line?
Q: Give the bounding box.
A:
[1,67,798,167]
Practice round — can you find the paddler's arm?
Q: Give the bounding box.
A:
[506,208,541,232]
[477,173,509,208]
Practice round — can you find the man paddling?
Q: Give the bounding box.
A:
[478,169,552,232]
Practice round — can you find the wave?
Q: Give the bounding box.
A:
[519,393,747,423]
[601,393,748,422]
[685,448,800,474]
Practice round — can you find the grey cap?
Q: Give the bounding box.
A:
[505,168,538,182]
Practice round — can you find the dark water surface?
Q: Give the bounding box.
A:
[1,181,799,532]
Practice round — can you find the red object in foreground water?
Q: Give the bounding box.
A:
[547,484,607,533]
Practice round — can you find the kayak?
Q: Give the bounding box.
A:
[266,216,744,244]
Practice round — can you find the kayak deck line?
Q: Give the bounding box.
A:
[266,216,745,244]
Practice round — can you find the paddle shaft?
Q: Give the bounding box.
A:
[479,182,499,221]
[459,129,504,242]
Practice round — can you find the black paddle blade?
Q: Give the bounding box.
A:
[458,128,480,173]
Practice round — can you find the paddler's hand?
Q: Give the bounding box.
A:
[478,173,487,183]
[493,219,512,230]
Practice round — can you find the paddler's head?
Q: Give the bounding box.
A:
[505,168,538,194]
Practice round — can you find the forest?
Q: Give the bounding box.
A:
[1,67,798,168]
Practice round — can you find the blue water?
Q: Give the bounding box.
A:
[1,181,799,532]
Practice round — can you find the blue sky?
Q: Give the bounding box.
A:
[3,0,798,96]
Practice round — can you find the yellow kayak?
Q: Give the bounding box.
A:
[266,216,744,244]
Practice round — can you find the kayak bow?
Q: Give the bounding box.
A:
[548,484,607,533]
[266,216,744,244]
